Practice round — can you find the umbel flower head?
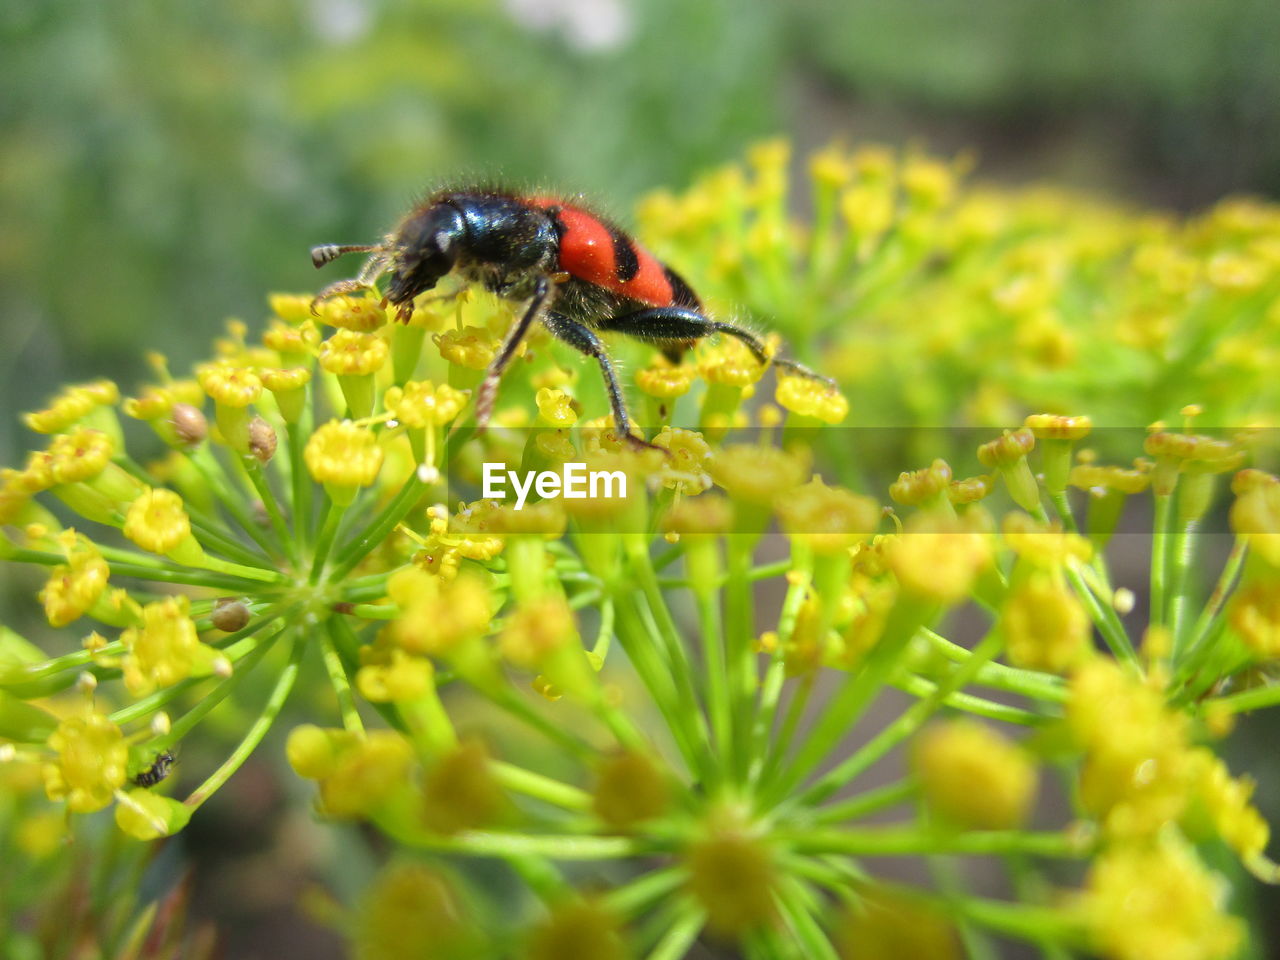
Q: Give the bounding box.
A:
[3,140,1280,960]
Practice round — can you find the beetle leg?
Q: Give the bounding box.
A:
[474,275,553,430]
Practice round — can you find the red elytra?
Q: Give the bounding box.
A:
[527,199,676,308]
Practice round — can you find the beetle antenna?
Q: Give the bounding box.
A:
[310,243,382,269]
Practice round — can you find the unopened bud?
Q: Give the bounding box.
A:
[212,597,252,632]
[248,416,277,464]
[170,403,208,446]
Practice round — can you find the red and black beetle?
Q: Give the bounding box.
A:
[311,188,823,441]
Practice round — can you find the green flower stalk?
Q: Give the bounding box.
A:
[3,141,1280,960]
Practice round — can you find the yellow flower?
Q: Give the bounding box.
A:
[388,568,492,657]
[699,337,768,386]
[196,364,262,407]
[318,329,389,376]
[1228,580,1280,659]
[1002,574,1091,673]
[38,532,110,627]
[317,731,415,819]
[422,740,509,834]
[774,374,849,424]
[1025,414,1093,441]
[356,644,435,703]
[526,900,627,960]
[316,294,387,332]
[652,427,713,495]
[686,817,778,938]
[305,420,384,504]
[1186,749,1270,861]
[889,459,953,508]
[1002,512,1092,568]
[776,477,880,555]
[353,863,478,960]
[636,362,696,398]
[914,719,1037,829]
[385,380,469,428]
[977,427,1040,511]
[433,325,500,370]
[267,292,315,323]
[499,595,578,670]
[707,444,807,506]
[46,428,114,485]
[43,712,128,813]
[24,380,119,434]
[593,751,671,830]
[885,510,992,605]
[1230,481,1280,566]
[123,488,201,562]
[534,387,579,428]
[120,595,210,695]
[1081,836,1241,960]
[262,318,321,356]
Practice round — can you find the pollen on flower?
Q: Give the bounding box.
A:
[915,719,1037,829]
[1228,580,1280,659]
[23,380,119,434]
[43,712,128,813]
[776,477,880,554]
[123,488,195,557]
[46,428,114,485]
[1002,574,1092,673]
[120,595,210,695]
[535,387,579,428]
[433,325,501,370]
[707,444,807,506]
[384,380,469,428]
[38,532,109,627]
[305,420,384,498]
[774,374,849,424]
[636,362,696,398]
[196,364,263,408]
[1080,835,1242,960]
[886,510,992,605]
[316,293,387,332]
[318,329,389,376]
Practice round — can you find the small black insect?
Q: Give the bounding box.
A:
[133,751,176,788]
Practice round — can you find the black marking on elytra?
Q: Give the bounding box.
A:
[664,266,701,310]
[609,226,641,283]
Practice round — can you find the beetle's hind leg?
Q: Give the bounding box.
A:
[596,307,834,386]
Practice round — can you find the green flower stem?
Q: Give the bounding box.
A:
[1150,491,1172,628]
[185,632,303,810]
[776,878,840,960]
[93,541,284,584]
[603,867,686,917]
[243,459,297,566]
[346,603,400,620]
[489,761,592,812]
[188,446,282,561]
[327,472,428,580]
[644,903,706,960]
[487,687,594,760]
[954,897,1081,948]
[657,557,791,590]
[725,536,759,780]
[321,624,363,734]
[784,826,1082,859]
[1048,490,1079,534]
[308,500,345,583]
[612,593,704,779]
[891,673,1046,726]
[107,560,285,592]
[374,823,648,860]
[591,597,614,662]
[748,562,813,787]
[134,631,282,747]
[788,629,1004,812]
[930,854,1000,960]
[919,628,1067,703]
[1167,514,1200,650]
[1203,683,1280,715]
[763,598,934,808]
[627,537,714,777]
[693,576,732,772]
[1065,558,1137,667]
[1175,538,1247,683]
[809,778,919,825]
[287,422,313,550]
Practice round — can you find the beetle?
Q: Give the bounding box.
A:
[311,188,825,443]
[132,750,176,788]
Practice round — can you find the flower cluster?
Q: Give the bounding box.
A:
[2,142,1280,960]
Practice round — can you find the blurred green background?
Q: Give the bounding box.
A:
[3,1,1280,955]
